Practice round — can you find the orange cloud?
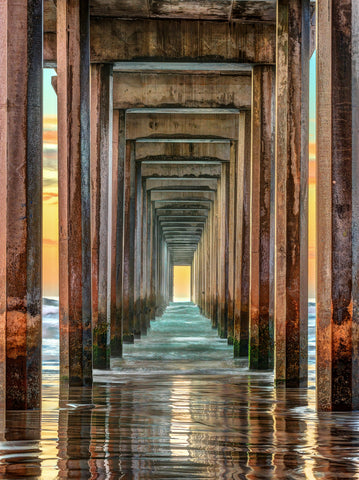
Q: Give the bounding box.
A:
[43,192,58,203]
[43,130,58,144]
[43,238,58,246]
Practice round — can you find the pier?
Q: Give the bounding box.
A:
[0,0,358,417]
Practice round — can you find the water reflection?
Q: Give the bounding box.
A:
[0,303,359,478]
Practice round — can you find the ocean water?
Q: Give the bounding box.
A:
[1,300,359,479]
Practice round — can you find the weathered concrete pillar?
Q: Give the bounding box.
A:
[249,66,275,369]
[110,110,119,355]
[275,0,309,386]
[169,259,174,303]
[122,140,136,342]
[227,142,237,344]
[317,0,359,411]
[207,222,211,316]
[57,0,92,385]
[210,204,217,325]
[140,178,148,333]
[212,189,219,328]
[146,189,152,326]
[111,110,125,357]
[91,64,113,369]
[134,163,142,337]
[234,112,251,357]
[150,204,158,319]
[0,0,42,409]
[218,164,229,338]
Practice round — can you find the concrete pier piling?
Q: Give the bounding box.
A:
[316,0,359,411]
[0,0,43,409]
[3,0,359,413]
[275,0,310,388]
[249,66,275,370]
[57,0,92,386]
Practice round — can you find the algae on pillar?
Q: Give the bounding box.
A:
[317,0,359,411]
[275,0,310,387]
[249,66,275,370]
[90,64,113,369]
[57,0,92,385]
[234,112,251,358]
[122,141,136,342]
[0,0,42,409]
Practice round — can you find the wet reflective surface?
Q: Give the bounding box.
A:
[1,302,359,479]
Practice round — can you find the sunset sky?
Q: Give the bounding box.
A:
[43,55,317,298]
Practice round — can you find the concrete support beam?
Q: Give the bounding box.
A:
[57,0,92,385]
[136,140,231,162]
[141,162,222,178]
[44,19,276,65]
[90,64,113,369]
[234,112,251,357]
[91,19,276,64]
[154,201,211,210]
[146,178,218,191]
[249,66,275,369]
[113,73,251,109]
[126,111,240,141]
[0,0,42,409]
[151,191,215,202]
[275,0,309,386]
[316,0,359,411]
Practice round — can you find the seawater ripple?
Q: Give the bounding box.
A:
[1,301,359,479]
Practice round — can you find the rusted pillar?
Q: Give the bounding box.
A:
[57,0,92,385]
[169,259,174,303]
[150,205,158,319]
[110,110,119,353]
[146,189,152,325]
[275,0,309,386]
[234,112,251,357]
[112,111,125,356]
[0,0,42,409]
[91,64,113,369]
[111,111,125,357]
[122,140,136,342]
[140,178,148,333]
[212,188,219,328]
[205,214,211,317]
[134,163,142,337]
[317,0,359,410]
[199,235,204,313]
[249,66,275,370]
[227,142,236,344]
[210,204,216,324]
[218,164,229,338]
